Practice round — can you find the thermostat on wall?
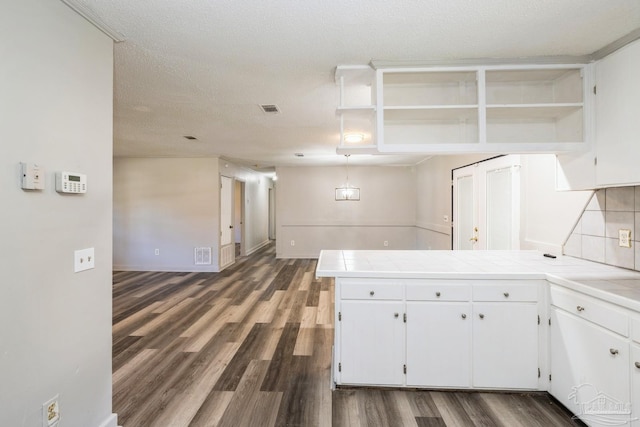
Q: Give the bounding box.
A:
[56,171,87,194]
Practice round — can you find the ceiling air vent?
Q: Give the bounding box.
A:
[260,104,280,114]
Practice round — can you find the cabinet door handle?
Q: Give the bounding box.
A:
[479,313,485,319]
[394,313,399,318]
[576,306,585,312]
[369,291,375,296]
[635,362,640,369]
[503,292,509,298]
[461,313,467,319]
[610,348,619,355]
[436,291,441,297]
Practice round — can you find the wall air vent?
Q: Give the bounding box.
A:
[260,104,280,114]
[194,247,212,265]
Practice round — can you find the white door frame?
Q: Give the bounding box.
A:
[219,175,235,269]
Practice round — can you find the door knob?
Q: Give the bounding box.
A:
[479,313,485,319]
[635,362,640,369]
[394,313,399,318]
[610,348,619,355]
[503,292,510,298]
[369,291,375,296]
[436,291,441,297]
[576,306,585,312]
[469,236,478,242]
[461,313,467,319]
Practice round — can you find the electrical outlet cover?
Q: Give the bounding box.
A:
[74,247,95,272]
[619,229,632,248]
[43,395,60,427]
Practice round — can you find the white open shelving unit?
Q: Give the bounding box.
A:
[336,63,593,155]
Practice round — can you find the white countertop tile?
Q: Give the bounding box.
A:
[316,249,640,312]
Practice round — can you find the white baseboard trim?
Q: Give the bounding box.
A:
[112,264,220,273]
[245,239,271,256]
[276,252,321,259]
[98,413,118,427]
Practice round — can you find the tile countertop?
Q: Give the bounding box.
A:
[316,250,640,313]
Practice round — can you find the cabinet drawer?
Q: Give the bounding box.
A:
[406,282,471,301]
[550,286,628,336]
[472,282,538,302]
[340,280,403,300]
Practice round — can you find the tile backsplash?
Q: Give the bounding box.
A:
[564,186,640,270]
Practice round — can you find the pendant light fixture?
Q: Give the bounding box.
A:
[335,155,360,201]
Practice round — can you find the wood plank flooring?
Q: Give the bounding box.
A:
[113,243,581,427]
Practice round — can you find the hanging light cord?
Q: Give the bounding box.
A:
[345,154,350,188]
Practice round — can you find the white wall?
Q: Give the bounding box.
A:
[276,165,417,258]
[416,154,491,249]
[113,158,271,271]
[520,154,592,254]
[114,158,221,271]
[0,1,116,426]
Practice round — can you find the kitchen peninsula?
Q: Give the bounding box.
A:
[317,249,640,426]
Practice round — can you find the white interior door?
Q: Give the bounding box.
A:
[453,165,478,250]
[220,175,235,269]
[453,156,520,250]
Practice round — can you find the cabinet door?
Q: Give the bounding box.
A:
[595,39,640,186]
[339,300,405,386]
[631,344,640,427]
[472,302,538,389]
[550,308,630,426]
[406,302,471,388]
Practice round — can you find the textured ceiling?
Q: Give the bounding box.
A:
[67,0,640,167]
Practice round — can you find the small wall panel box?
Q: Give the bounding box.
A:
[20,162,45,190]
[56,171,87,194]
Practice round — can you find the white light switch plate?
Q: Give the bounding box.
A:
[74,248,95,272]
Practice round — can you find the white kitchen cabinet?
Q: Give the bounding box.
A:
[556,38,640,190]
[472,302,539,389]
[335,65,377,151]
[336,278,542,390]
[595,39,640,187]
[406,301,472,388]
[631,343,640,427]
[550,308,630,427]
[338,299,405,386]
[337,64,589,155]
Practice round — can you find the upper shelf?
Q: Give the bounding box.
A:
[335,64,592,155]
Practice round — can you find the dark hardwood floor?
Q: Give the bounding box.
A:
[113,243,581,426]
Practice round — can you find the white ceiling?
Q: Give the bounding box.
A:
[67,0,640,168]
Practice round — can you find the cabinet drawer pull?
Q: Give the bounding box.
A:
[635,362,640,369]
[479,313,485,319]
[369,291,375,296]
[461,313,467,319]
[610,348,619,356]
[576,305,585,312]
[436,291,441,297]
[503,292,509,298]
